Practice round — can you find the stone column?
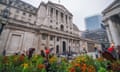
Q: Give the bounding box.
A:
[47,34,50,48]
[53,36,56,54]
[59,37,62,53]
[47,6,50,16]
[108,19,120,46]
[68,16,70,25]
[66,39,69,52]
[0,28,10,55]
[106,26,113,43]
[72,40,74,52]
[37,33,41,54]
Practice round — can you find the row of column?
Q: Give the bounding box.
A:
[47,6,72,24]
[106,18,120,46]
[39,33,81,54]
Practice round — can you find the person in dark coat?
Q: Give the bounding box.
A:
[27,48,35,59]
[40,50,45,57]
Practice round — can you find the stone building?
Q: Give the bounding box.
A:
[102,0,120,47]
[0,0,100,55]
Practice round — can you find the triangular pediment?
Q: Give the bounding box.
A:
[47,1,72,16]
[103,0,120,14]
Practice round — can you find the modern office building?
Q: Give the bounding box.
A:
[85,15,102,31]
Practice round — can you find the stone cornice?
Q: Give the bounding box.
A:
[5,18,80,40]
[1,3,37,15]
[102,0,120,15]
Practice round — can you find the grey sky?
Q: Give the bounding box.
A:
[22,0,114,31]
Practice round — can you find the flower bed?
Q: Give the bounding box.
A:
[0,54,120,72]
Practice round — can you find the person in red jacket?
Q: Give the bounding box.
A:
[45,47,50,60]
[107,43,117,59]
[108,43,114,53]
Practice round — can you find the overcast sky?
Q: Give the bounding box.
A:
[22,0,114,31]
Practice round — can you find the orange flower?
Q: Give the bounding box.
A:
[74,63,80,67]
[87,65,96,72]
[81,64,87,72]
[37,64,45,69]
[69,67,76,72]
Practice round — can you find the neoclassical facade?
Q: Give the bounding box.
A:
[102,0,120,47]
[0,0,100,55]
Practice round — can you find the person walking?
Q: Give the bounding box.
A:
[94,46,99,58]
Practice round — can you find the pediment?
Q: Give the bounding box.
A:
[48,1,72,16]
[103,0,120,14]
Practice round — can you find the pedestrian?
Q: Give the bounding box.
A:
[27,48,35,59]
[40,50,45,58]
[107,43,114,53]
[107,43,117,59]
[45,47,50,60]
[94,46,99,58]
[44,47,51,72]
[83,48,87,54]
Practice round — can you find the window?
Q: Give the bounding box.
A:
[56,22,58,24]
[56,45,59,54]
[23,12,26,15]
[60,25,64,31]
[65,15,67,24]
[57,37,59,41]
[42,34,46,40]
[50,8,53,17]
[50,20,52,23]
[56,10,58,20]
[49,25,52,28]
[29,14,32,17]
[61,12,63,22]
[69,17,71,22]
[50,36,54,41]
[56,27,58,30]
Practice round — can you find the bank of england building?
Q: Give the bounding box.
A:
[0,0,100,55]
